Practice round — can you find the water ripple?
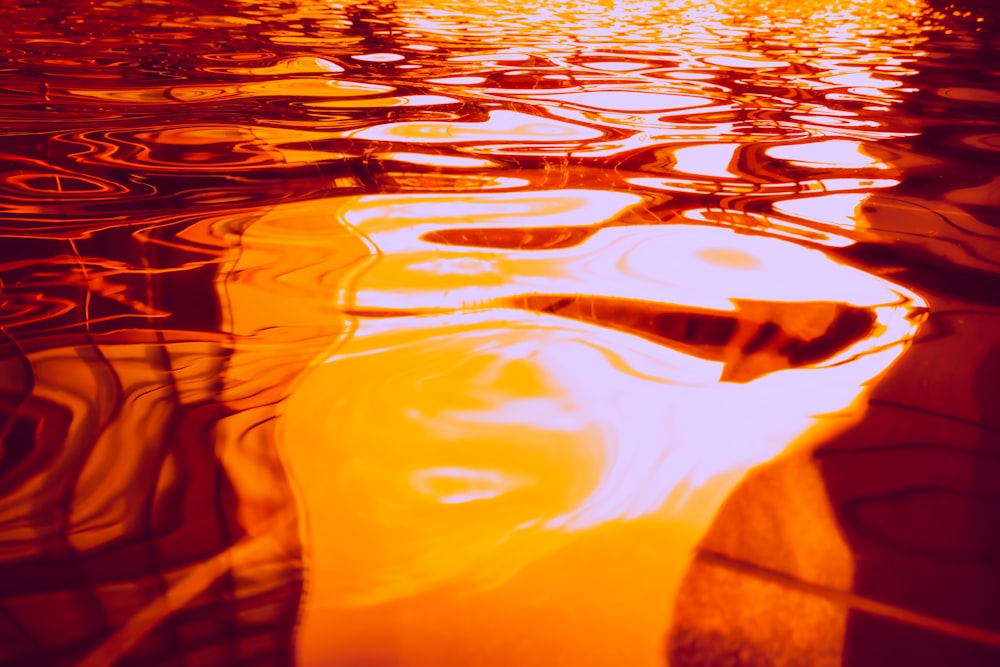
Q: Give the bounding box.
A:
[0,1,998,666]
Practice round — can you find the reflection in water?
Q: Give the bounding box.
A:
[249,191,924,666]
[1,0,998,666]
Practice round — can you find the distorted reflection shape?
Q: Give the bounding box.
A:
[304,94,459,108]
[586,61,651,72]
[702,55,790,69]
[336,191,914,332]
[670,143,741,178]
[385,0,929,164]
[66,78,393,104]
[541,91,712,112]
[159,14,261,27]
[0,327,304,667]
[425,76,487,85]
[821,72,906,90]
[351,53,406,62]
[203,56,345,75]
[374,152,501,168]
[765,139,891,169]
[346,109,604,144]
[773,192,873,229]
[448,52,531,63]
[221,191,930,666]
[64,125,349,173]
[676,208,857,247]
[392,0,927,62]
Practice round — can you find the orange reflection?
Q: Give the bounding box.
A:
[203,56,345,75]
[374,152,501,169]
[220,188,925,667]
[773,192,875,229]
[346,109,604,144]
[199,1,938,664]
[1,0,978,663]
[360,0,929,158]
[67,78,394,104]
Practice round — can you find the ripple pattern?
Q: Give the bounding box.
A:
[0,1,998,666]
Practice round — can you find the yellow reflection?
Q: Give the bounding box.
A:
[216,0,935,663]
[203,56,344,75]
[345,109,604,144]
[69,78,394,104]
[339,192,910,321]
[373,0,928,160]
[220,186,925,666]
[397,0,926,36]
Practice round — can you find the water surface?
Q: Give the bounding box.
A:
[1,1,998,666]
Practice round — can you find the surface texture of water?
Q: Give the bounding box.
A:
[0,1,998,665]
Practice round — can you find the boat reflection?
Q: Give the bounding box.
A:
[220,188,926,666]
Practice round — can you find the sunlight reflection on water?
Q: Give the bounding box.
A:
[1,0,999,665]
